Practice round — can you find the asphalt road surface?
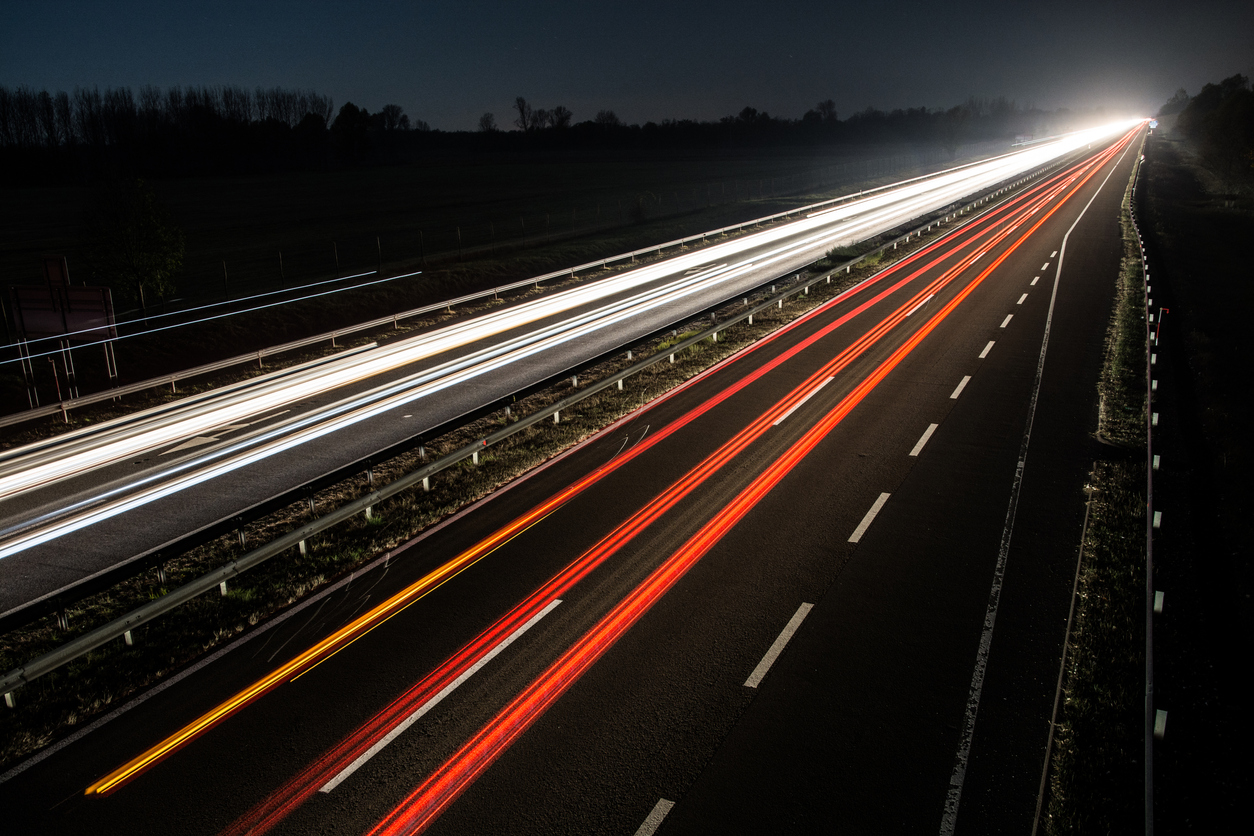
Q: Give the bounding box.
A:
[0,123,1142,835]
[0,125,1128,624]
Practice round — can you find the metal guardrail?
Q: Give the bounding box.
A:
[0,159,1062,703]
[1127,134,1157,836]
[0,146,1039,431]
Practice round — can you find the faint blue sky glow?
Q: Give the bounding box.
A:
[2,0,1249,130]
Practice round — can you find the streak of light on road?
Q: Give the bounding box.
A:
[81,130,1139,821]
[0,121,1136,516]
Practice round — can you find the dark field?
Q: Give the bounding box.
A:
[1,142,993,298]
[1137,135,1251,831]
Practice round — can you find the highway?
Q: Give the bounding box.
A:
[0,122,1144,834]
[0,123,1131,623]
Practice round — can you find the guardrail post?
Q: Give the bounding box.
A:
[553,411,560,423]
[365,505,374,520]
[626,350,633,360]
[472,451,479,464]
[124,630,133,646]
[419,445,426,460]
[4,692,14,708]
[56,609,69,631]
[299,539,307,556]
[219,581,228,596]
[669,353,675,364]
[748,314,754,325]
[238,530,246,548]
[617,379,623,390]
[157,562,167,585]
[422,476,430,492]
[570,375,578,388]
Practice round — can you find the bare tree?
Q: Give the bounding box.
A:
[478,112,497,132]
[87,179,184,315]
[54,90,74,145]
[551,105,572,128]
[816,99,837,122]
[379,103,407,130]
[514,96,533,131]
[594,109,622,127]
[37,90,57,148]
[532,108,552,130]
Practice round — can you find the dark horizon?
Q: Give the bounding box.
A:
[3,1,1249,132]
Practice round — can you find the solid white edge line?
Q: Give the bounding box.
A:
[909,423,940,457]
[849,492,891,543]
[949,376,972,399]
[320,598,563,793]
[1000,314,1014,328]
[744,602,814,688]
[634,798,676,836]
[772,377,834,426]
[979,341,995,359]
[939,132,1135,836]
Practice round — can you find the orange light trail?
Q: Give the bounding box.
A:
[87,130,1133,807]
[365,127,1140,836]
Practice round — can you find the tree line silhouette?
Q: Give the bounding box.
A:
[0,83,1101,185]
[1161,74,1254,194]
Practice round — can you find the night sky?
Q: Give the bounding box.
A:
[2,0,1250,130]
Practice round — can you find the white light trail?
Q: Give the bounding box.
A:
[0,120,1140,557]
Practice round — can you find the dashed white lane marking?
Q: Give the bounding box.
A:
[979,341,995,359]
[1050,250,1058,257]
[773,377,833,426]
[1000,314,1014,328]
[249,409,290,425]
[939,135,1135,836]
[949,376,972,399]
[1017,293,1028,305]
[319,599,563,793]
[909,423,939,457]
[906,294,935,317]
[745,602,814,688]
[1041,262,1050,270]
[1030,276,1040,286]
[849,492,891,543]
[634,799,676,836]
[162,436,221,454]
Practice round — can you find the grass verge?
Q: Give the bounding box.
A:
[1041,141,1147,833]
